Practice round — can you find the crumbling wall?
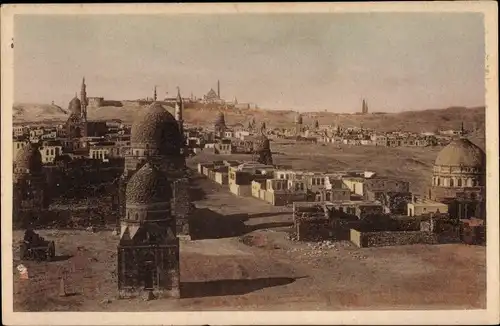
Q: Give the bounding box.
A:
[13,205,117,230]
[296,218,331,241]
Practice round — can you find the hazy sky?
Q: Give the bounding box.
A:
[14,13,485,112]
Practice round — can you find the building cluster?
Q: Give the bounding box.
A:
[199,159,410,212]
[135,80,258,110]
[198,135,486,247]
[262,106,467,148]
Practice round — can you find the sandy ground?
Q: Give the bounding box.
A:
[12,171,486,311]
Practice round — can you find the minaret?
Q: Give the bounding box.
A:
[175,87,183,122]
[175,87,185,143]
[80,77,87,121]
[217,80,220,99]
[362,99,369,114]
[153,86,157,102]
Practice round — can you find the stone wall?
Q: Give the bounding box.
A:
[350,229,438,248]
[296,218,332,241]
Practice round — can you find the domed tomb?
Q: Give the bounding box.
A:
[125,162,172,206]
[14,143,42,175]
[429,137,486,204]
[13,143,47,211]
[68,96,82,115]
[130,102,182,156]
[252,134,273,165]
[119,161,180,299]
[434,137,485,169]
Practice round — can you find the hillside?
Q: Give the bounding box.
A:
[12,102,485,136]
[13,103,68,122]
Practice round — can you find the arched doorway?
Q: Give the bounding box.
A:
[140,252,156,291]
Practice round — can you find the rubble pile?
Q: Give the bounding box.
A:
[286,240,368,260]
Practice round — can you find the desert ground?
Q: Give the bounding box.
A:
[191,139,450,196]
[12,143,486,311]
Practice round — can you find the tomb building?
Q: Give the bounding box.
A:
[118,101,190,239]
[214,111,227,138]
[252,132,273,166]
[13,143,49,225]
[428,137,486,219]
[117,162,180,299]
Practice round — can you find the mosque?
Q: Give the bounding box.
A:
[408,136,486,220]
[428,137,486,219]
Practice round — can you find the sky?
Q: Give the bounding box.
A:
[14,13,485,112]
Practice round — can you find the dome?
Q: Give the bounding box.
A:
[130,102,182,152]
[68,96,81,115]
[15,143,42,174]
[126,162,171,205]
[214,111,226,126]
[434,138,485,168]
[253,134,270,152]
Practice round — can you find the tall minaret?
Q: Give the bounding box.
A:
[80,77,87,120]
[153,86,157,102]
[175,87,184,135]
[362,99,369,114]
[217,80,220,99]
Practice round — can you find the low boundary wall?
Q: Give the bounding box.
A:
[350,229,438,248]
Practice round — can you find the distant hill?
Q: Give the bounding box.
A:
[13,103,68,122]
[12,102,485,136]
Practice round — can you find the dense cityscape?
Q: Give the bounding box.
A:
[12,76,486,308]
[7,7,492,317]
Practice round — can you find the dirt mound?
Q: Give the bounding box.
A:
[240,234,281,250]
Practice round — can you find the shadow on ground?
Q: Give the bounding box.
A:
[51,254,73,262]
[189,208,293,240]
[181,276,302,298]
[189,186,207,201]
[248,212,291,219]
[190,208,249,239]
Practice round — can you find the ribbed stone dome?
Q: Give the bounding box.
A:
[15,143,42,174]
[125,162,171,205]
[68,96,81,115]
[435,138,485,168]
[130,102,182,153]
